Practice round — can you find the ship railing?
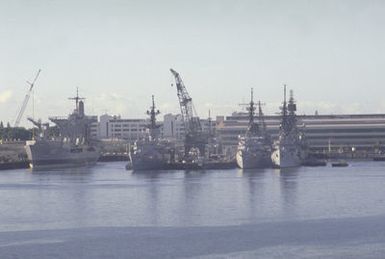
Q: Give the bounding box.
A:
[49,116,68,121]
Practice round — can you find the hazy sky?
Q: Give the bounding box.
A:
[1,0,385,126]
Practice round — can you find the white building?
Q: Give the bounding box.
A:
[162,113,220,140]
[90,113,219,142]
[162,113,185,141]
[91,114,148,141]
[217,112,385,153]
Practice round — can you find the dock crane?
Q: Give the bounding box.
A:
[14,69,41,127]
[170,68,208,156]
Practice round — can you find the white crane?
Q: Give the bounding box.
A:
[14,69,41,127]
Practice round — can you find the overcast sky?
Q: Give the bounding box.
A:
[1,0,385,126]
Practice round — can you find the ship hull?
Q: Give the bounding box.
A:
[236,150,271,169]
[271,148,301,168]
[129,155,169,171]
[25,141,100,170]
[129,144,171,171]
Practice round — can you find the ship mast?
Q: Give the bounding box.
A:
[281,84,289,134]
[287,89,297,131]
[146,95,161,139]
[257,100,267,134]
[245,88,259,136]
[247,88,256,126]
[68,87,85,115]
[281,85,298,135]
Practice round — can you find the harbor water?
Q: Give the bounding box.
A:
[1,161,385,258]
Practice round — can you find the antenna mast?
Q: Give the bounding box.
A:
[68,87,85,113]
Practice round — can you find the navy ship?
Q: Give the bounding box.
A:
[25,90,100,170]
[236,89,272,169]
[271,86,307,168]
[129,96,174,171]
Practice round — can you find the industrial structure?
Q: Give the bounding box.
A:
[170,68,208,156]
[90,113,215,142]
[14,69,41,127]
[91,115,148,141]
[217,113,385,157]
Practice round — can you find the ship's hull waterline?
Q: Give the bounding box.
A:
[271,148,302,168]
[236,149,271,169]
[129,154,169,171]
[25,141,100,170]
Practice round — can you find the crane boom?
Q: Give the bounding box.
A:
[170,68,207,156]
[27,117,49,130]
[170,68,202,134]
[14,69,41,127]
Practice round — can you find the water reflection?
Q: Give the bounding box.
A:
[131,170,210,226]
[132,170,162,180]
[181,170,208,225]
[25,166,96,229]
[241,169,269,221]
[2,161,385,231]
[131,170,165,225]
[30,166,94,182]
[276,168,299,218]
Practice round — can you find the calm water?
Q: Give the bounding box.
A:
[1,161,385,258]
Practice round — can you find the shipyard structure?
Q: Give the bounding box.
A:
[86,111,385,158]
[217,113,385,157]
[90,114,215,142]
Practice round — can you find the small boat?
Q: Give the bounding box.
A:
[331,160,348,167]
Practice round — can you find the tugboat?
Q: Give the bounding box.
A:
[129,95,174,171]
[236,88,272,169]
[271,85,307,168]
[25,89,100,170]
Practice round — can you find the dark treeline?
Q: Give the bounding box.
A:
[0,121,32,141]
[0,121,60,141]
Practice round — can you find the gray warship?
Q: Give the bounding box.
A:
[271,86,307,168]
[25,90,100,170]
[236,89,272,169]
[129,96,174,171]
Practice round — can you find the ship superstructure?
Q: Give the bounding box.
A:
[129,95,174,170]
[25,89,100,169]
[236,89,272,169]
[271,85,307,168]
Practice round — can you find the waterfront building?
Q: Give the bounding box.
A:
[162,113,185,141]
[91,113,219,143]
[90,114,148,141]
[217,112,385,155]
